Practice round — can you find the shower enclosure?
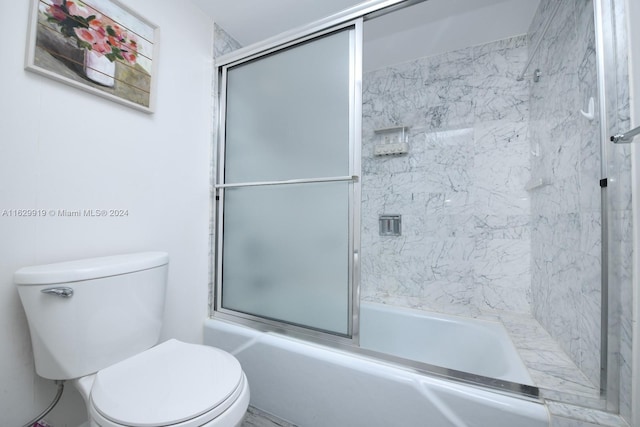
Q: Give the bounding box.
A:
[212,0,632,421]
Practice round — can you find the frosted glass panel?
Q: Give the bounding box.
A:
[221,183,350,335]
[224,30,351,183]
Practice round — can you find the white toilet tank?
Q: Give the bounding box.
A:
[15,252,169,380]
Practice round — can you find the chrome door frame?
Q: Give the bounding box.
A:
[214,19,363,344]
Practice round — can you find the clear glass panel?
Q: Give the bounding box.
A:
[359,0,602,398]
[224,29,351,183]
[221,182,350,335]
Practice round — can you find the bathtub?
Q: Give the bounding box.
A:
[359,302,533,385]
[204,303,549,427]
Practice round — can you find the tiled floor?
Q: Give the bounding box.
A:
[241,406,297,427]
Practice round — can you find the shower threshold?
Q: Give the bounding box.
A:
[496,311,601,402]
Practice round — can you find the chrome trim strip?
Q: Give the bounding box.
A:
[350,18,363,345]
[346,22,356,338]
[594,0,618,411]
[215,309,353,343]
[594,0,609,397]
[215,175,358,189]
[214,66,229,313]
[220,20,359,72]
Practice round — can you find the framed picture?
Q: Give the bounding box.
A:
[25,0,159,113]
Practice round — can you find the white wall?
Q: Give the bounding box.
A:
[0,1,214,425]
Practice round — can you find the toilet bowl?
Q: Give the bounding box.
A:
[14,252,249,427]
[74,340,250,427]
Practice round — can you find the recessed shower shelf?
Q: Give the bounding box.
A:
[373,126,410,134]
[525,178,550,191]
[373,126,410,157]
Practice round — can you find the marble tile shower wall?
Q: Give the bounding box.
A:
[527,0,602,387]
[214,23,242,59]
[360,35,532,316]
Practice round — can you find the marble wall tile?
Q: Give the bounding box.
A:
[548,402,630,427]
[528,0,603,387]
[361,34,532,316]
[214,23,242,59]
[473,120,530,216]
[612,209,634,423]
[472,36,529,122]
[550,416,620,427]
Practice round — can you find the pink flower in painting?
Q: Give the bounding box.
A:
[107,35,120,48]
[109,24,126,40]
[74,27,111,56]
[93,38,112,55]
[118,33,139,65]
[46,1,139,65]
[66,1,92,19]
[121,49,136,64]
[73,27,97,44]
[88,17,104,33]
[47,2,67,22]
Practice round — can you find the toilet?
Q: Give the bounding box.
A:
[15,252,249,427]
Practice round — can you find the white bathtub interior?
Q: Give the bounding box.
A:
[359,302,533,385]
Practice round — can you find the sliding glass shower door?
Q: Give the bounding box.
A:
[216,23,361,337]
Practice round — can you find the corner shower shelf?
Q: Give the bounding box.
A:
[525,178,550,191]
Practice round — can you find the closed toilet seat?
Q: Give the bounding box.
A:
[87,339,249,427]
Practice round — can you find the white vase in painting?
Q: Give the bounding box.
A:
[84,50,115,87]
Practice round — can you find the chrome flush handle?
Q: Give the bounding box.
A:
[41,287,74,298]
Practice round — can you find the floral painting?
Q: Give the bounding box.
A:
[25,0,158,113]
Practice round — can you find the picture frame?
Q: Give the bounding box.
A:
[25,0,160,113]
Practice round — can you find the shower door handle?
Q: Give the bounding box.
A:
[41,287,74,298]
[611,124,640,143]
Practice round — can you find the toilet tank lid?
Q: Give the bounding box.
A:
[14,252,169,285]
